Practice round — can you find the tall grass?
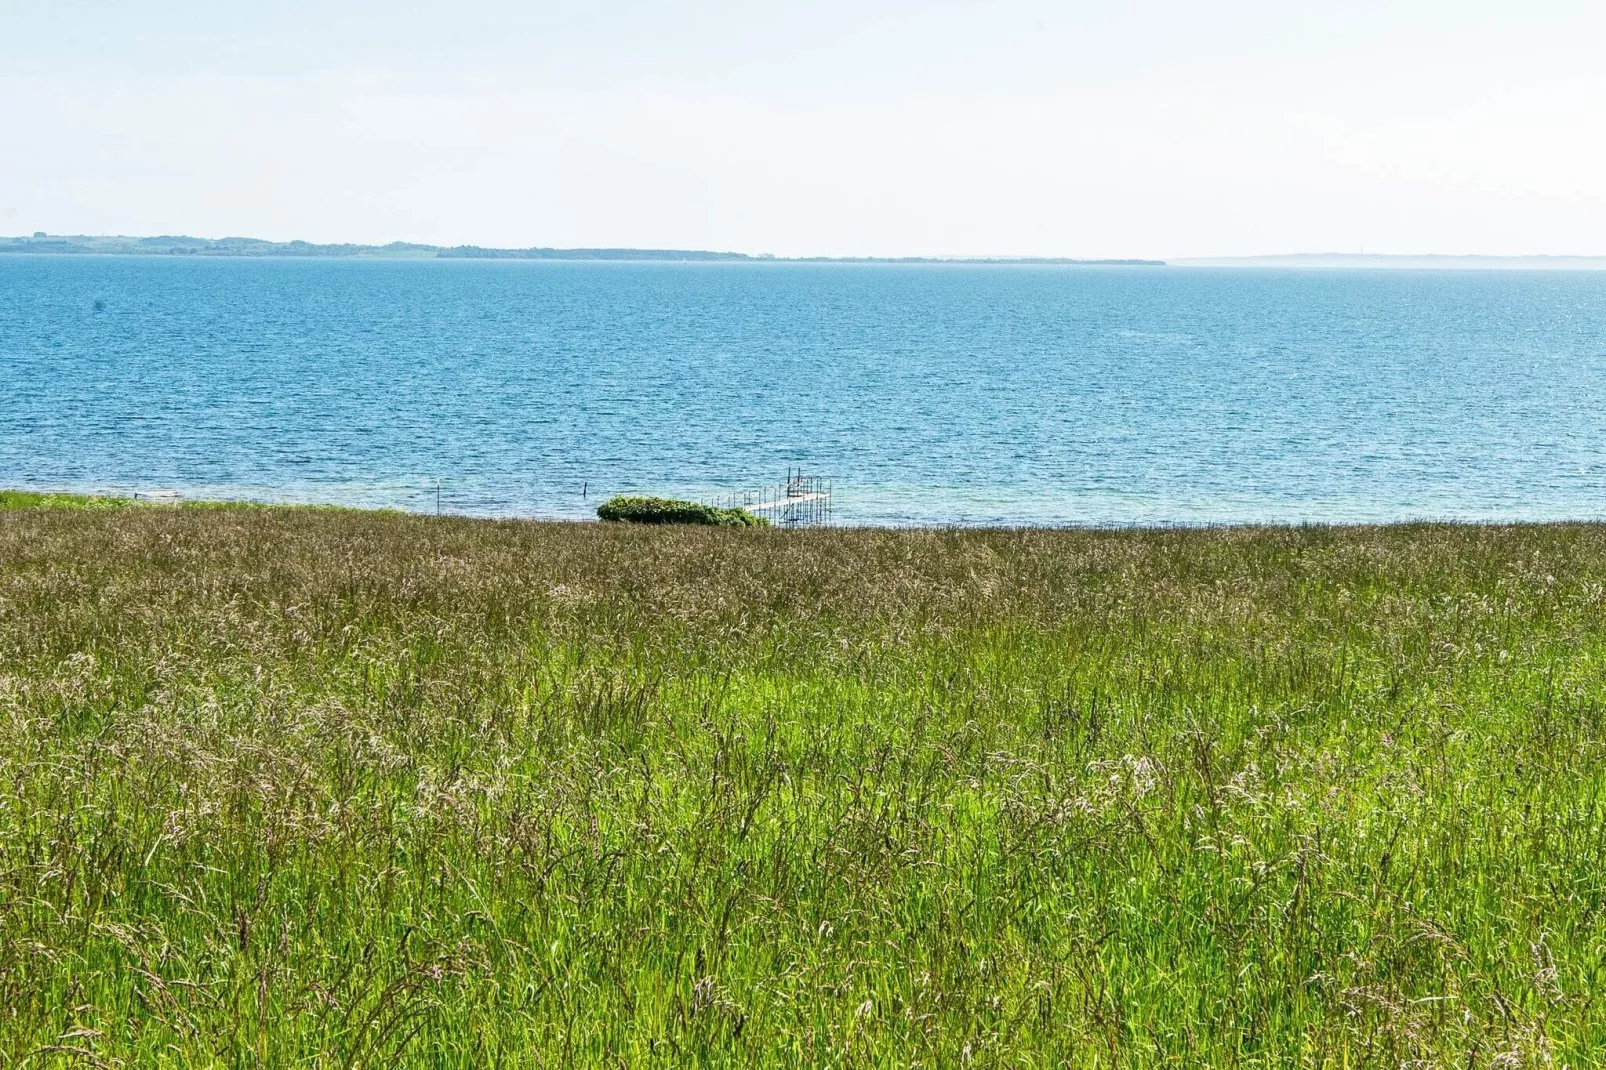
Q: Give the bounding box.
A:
[0,490,134,510]
[2,505,1604,1066]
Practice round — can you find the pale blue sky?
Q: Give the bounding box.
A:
[4,1,1605,257]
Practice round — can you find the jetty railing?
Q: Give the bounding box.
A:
[706,469,834,527]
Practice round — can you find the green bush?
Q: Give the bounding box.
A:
[595,494,768,527]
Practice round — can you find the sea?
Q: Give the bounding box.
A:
[3,255,1605,526]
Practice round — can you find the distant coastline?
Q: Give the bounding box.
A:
[14,235,1606,270]
[1,233,1164,266]
[1176,253,1606,270]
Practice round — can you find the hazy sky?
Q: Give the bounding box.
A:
[4,1,1606,258]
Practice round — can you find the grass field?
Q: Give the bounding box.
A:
[2,501,1605,1067]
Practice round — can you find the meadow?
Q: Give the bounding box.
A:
[2,500,1604,1066]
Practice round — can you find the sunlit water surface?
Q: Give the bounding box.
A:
[3,256,1604,525]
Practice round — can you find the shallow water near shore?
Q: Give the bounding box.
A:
[3,255,1605,525]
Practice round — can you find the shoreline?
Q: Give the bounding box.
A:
[6,488,1604,532]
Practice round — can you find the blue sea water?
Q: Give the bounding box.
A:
[3,255,1605,526]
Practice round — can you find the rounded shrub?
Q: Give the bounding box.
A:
[595,495,769,527]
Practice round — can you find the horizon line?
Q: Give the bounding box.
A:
[8,233,1606,267]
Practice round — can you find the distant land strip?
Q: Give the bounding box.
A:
[1,233,1164,266]
[1176,253,1606,270]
